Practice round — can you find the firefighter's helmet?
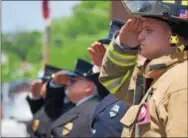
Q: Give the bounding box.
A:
[121,0,188,39]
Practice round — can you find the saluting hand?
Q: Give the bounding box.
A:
[119,17,142,48]
[52,70,70,85]
[31,79,44,98]
[88,41,106,67]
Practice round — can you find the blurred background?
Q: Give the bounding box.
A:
[1,1,130,136]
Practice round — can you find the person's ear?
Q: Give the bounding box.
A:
[85,82,94,94]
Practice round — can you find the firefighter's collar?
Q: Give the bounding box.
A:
[143,51,187,79]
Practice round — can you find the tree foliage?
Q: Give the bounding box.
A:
[2,1,110,82]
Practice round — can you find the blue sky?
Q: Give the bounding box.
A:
[2,1,80,33]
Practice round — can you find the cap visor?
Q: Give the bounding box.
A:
[98,38,111,45]
[67,72,80,77]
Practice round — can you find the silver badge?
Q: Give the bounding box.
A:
[109,105,120,118]
[111,105,120,112]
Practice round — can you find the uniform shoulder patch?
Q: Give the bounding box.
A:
[109,104,120,118]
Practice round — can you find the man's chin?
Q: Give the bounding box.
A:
[140,51,152,60]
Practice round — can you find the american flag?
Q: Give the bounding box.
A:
[179,9,188,19]
[42,0,50,20]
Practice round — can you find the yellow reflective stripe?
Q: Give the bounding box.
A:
[109,43,136,59]
[107,45,137,67]
[163,0,175,4]
[107,51,136,66]
[110,70,131,94]
[182,0,188,6]
[103,76,121,89]
[103,70,131,94]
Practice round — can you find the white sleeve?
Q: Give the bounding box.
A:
[92,65,101,73]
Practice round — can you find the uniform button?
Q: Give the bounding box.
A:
[91,128,96,134]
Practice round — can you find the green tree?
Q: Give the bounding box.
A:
[2,1,110,83]
[50,1,110,69]
[2,31,42,61]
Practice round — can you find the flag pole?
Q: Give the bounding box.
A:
[42,0,51,65]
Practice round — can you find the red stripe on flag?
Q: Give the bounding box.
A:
[42,0,50,19]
